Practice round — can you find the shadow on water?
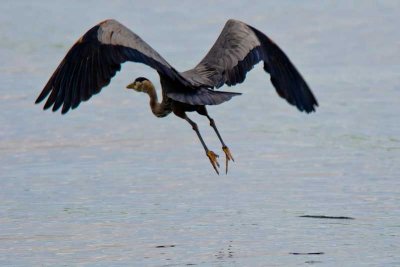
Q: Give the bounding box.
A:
[155,244,176,248]
[299,215,355,220]
[290,252,324,265]
[290,252,324,255]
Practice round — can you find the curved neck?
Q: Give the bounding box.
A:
[146,85,168,117]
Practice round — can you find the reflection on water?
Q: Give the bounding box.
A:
[1,1,400,266]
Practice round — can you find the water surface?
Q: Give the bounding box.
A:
[0,1,399,266]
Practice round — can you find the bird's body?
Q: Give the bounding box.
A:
[36,19,318,174]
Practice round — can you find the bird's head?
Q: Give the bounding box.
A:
[126,77,153,93]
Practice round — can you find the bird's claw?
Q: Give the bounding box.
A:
[207,150,220,175]
[222,146,234,174]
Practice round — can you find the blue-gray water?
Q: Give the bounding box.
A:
[1,1,399,266]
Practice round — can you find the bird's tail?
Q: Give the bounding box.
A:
[167,88,241,106]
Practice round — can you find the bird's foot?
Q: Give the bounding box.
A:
[222,146,234,174]
[206,150,220,175]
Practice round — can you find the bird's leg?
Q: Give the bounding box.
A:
[197,107,234,174]
[206,115,235,174]
[184,116,220,175]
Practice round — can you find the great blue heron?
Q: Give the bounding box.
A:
[35,19,318,174]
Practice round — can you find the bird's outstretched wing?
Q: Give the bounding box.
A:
[181,19,318,113]
[35,19,187,114]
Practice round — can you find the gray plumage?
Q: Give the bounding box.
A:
[35,19,318,114]
[35,19,319,174]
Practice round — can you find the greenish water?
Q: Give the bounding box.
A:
[1,1,399,266]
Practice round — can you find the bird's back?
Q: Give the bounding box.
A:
[160,75,241,106]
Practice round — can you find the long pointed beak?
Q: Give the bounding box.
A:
[126,82,136,89]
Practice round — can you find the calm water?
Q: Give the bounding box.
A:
[1,1,399,266]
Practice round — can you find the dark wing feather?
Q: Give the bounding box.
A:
[36,19,187,114]
[181,19,318,113]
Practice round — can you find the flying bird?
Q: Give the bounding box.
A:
[35,19,318,174]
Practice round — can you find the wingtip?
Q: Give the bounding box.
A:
[35,93,46,105]
[306,94,319,113]
[303,103,318,114]
[43,101,53,111]
[61,106,70,115]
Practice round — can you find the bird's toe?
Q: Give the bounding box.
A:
[206,150,220,175]
[222,146,234,174]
